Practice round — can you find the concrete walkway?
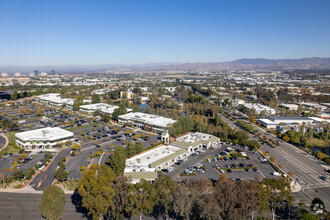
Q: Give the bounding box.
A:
[0,133,9,151]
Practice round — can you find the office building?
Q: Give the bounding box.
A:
[118,112,177,133]
[15,127,74,151]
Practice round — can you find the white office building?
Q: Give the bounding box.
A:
[79,103,132,115]
[172,132,221,153]
[118,112,177,133]
[124,144,188,183]
[242,103,276,115]
[15,127,74,151]
[280,104,299,111]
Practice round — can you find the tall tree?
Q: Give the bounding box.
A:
[78,164,116,220]
[39,185,66,220]
[108,175,130,220]
[153,174,177,219]
[107,146,126,175]
[92,94,101,103]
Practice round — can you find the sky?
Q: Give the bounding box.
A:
[0,0,330,66]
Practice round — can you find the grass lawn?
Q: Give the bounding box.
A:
[0,144,20,158]
[66,122,97,132]
[307,138,328,148]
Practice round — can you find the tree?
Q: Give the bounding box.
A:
[92,94,101,103]
[101,113,111,122]
[78,164,116,220]
[39,185,66,220]
[269,156,276,163]
[80,165,86,171]
[153,174,177,219]
[112,104,127,121]
[72,143,82,152]
[173,184,195,220]
[107,146,126,175]
[283,135,290,142]
[20,151,27,161]
[108,175,130,219]
[93,110,101,117]
[54,166,68,182]
[249,116,256,124]
[13,170,24,180]
[24,168,35,179]
[36,109,44,116]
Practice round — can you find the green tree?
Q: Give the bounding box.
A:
[54,167,68,182]
[108,175,130,219]
[13,170,24,180]
[107,146,126,175]
[72,143,82,152]
[92,94,101,103]
[93,110,101,117]
[24,168,35,180]
[153,174,177,219]
[39,185,66,220]
[78,164,116,220]
[112,103,127,121]
[101,113,111,122]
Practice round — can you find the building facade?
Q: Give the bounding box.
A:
[15,127,74,151]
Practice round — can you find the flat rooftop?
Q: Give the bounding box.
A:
[15,127,74,141]
[80,103,132,114]
[258,118,277,125]
[269,117,314,121]
[176,132,218,144]
[126,145,182,169]
[119,112,176,128]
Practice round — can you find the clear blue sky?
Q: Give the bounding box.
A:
[0,0,330,66]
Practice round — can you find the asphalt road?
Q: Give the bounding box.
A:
[219,112,330,209]
[0,192,82,220]
[29,149,71,191]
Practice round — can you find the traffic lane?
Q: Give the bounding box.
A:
[221,113,329,182]
[0,192,82,220]
[260,144,330,187]
[252,123,329,175]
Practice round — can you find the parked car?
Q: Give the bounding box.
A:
[320,176,329,182]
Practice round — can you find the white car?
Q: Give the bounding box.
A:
[272,172,281,176]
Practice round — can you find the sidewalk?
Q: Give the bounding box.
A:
[0,133,9,151]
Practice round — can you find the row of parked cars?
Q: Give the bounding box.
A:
[184,163,205,175]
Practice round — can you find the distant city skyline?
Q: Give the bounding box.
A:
[0,0,330,66]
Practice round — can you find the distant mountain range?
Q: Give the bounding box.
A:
[1,57,330,73]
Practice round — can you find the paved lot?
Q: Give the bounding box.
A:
[219,112,330,209]
[29,149,71,191]
[168,143,278,182]
[0,192,82,220]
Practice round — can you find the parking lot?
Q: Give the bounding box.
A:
[0,99,161,185]
[168,143,280,182]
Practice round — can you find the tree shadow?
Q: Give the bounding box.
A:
[71,190,90,219]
